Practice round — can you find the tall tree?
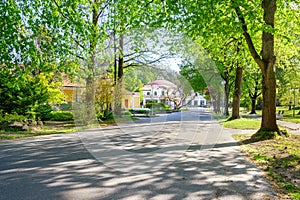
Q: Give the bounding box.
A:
[157,0,299,135]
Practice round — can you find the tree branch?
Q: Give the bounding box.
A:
[234,4,264,69]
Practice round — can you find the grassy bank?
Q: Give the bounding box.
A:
[220,117,261,130]
[233,134,300,199]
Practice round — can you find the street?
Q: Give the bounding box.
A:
[0,108,276,200]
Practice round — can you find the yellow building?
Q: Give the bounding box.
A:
[61,79,84,102]
[61,78,140,109]
[123,91,141,109]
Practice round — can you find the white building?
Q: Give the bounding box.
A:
[142,78,206,108]
[142,79,176,106]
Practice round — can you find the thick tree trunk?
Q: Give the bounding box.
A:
[259,0,279,132]
[231,66,243,119]
[261,64,278,131]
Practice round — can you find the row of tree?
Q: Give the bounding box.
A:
[1,0,299,136]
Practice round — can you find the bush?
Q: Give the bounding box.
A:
[146,101,170,110]
[129,108,150,115]
[0,113,26,125]
[35,104,53,121]
[0,113,27,131]
[48,111,74,121]
[96,111,114,121]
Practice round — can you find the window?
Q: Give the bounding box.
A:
[161,91,165,96]
[154,91,157,96]
[194,100,198,106]
[147,92,150,96]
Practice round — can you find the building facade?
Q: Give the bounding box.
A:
[142,78,206,108]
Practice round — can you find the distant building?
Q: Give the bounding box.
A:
[142,78,206,108]
[61,78,84,102]
[142,78,177,105]
[61,77,140,109]
[123,91,140,109]
[184,92,207,107]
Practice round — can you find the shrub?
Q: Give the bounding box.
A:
[146,101,170,110]
[35,104,53,121]
[96,111,114,121]
[0,113,26,125]
[48,111,74,121]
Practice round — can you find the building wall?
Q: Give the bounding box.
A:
[123,93,140,109]
[61,87,74,102]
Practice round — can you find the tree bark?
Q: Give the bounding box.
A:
[224,80,230,116]
[250,97,257,114]
[231,66,243,119]
[260,0,278,132]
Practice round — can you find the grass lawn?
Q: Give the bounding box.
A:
[233,134,300,200]
[256,108,300,123]
[221,118,261,130]
[0,127,77,140]
[282,109,300,123]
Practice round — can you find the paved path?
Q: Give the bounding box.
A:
[277,120,300,135]
[0,108,277,200]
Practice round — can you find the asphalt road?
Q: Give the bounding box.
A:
[0,108,277,200]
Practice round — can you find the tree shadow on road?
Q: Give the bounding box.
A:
[0,130,277,200]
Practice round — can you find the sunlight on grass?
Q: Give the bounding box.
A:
[222,118,261,130]
[233,134,300,199]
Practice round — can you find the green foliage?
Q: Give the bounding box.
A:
[129,108,150,115]
[146,101,170,109]
[0,113,26,125]
[46,111,74,121]
[35,104,53,121]
[96,111,114,121]
[0,72,64,119]
[179,60,207,93]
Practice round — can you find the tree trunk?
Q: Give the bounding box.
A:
[259,0,278,132]
[84,5,98,124]
[224,79,230,116]
[261,64,278,131]
[231,66,243,119]
[114,34,124,116]
[250,97,256,114]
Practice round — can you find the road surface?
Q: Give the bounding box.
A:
[0,108,276,199]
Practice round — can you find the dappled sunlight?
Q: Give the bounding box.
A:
[0,109,277,199]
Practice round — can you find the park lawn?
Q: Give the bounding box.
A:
[221,118,261,130]
[281,109,300,123]
[233,134,300,200]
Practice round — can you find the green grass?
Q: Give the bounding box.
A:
[221,118,261,130]
[233,134,300,199]
[0,127,77,140]
[238,107,300,123]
